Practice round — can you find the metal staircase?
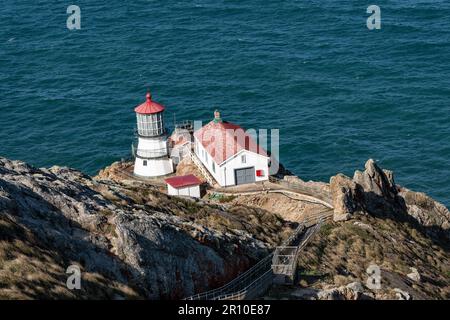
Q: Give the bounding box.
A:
[186,147,217,187]
[185,209,332,300]
[272,221,323,285]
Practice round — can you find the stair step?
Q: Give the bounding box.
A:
[187,148,217,186]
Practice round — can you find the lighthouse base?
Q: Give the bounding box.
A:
[133,157,174,177]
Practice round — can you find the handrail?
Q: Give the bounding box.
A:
[185,209,333,300]
[175,120,194,131]
[186,146,216,186]
[186,253,274,300]
[135,147,168,159]
[134,127,167,138]
[216,212,330,300]
[217,269,274,300]
[269,176,332,205]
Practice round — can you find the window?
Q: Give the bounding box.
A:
[143,160,147,166]
[212,162,216,173]
[137,113,164,136]
[241,154,246,164]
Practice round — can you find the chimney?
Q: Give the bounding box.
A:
[213,109,222,123]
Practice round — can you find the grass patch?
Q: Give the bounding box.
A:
[319,223,335,237]
[218,195,237,203]
[209,193,236,203]
[345,223,374,241]
[298,269,322,277]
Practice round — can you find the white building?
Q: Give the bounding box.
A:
[193,110,269,187]
[133,91,174,177]
[165,174,202,198]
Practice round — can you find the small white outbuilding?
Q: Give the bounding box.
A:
[165,174,202,198]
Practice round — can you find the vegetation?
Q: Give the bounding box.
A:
[0,215,138,299]
[297,214,450,299]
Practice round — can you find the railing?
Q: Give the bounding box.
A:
[175,120,194,132]
[217,269,274,300]
[269,176,332,205]
[271,219,324,284]
[185,209,333,300]
[186,146,216,186]
[271,246,297,277]
[133,146,169,159]
[134,127,167,138]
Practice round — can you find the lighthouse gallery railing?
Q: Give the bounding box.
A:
[132,145,168,159]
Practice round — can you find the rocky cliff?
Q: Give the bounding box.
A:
[0,157,449,300]
[0,157,293,299]
[329,159,449,242]
[269,159,450,300]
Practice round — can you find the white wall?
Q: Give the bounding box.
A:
[194,137,269,187]
[134,134,174,177]
[134,157,173,177]
[137,135,168,152]
[222,150,269,186]
[194,137,225,185]
[167,184,201,198]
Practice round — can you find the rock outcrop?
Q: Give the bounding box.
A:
[406,268,421,282]
[399,188,450,231]
[329,174,362,222]
[330,159,402,221]
[353,159,398,200]
[329,159,450,239]
[317,282,367,300]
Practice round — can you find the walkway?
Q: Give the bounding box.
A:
[185,209,333,300]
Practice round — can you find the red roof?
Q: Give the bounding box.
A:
[165,174,202,188]
[134,92,165,114]
[194,119,268,165]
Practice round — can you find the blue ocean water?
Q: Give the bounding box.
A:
[1,1,449,206]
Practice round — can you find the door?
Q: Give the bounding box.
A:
[234,167,255,185]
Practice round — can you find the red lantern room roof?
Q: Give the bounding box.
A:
[134,92,165,114]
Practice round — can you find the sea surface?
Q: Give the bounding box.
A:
[1,1,450,207]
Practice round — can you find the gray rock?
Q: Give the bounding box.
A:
[329,159,449,239]
[393,288,411,300]
[406,267,421,282]
[329,174,362,222]
[317,282,365,300]
[399,188,450,234]
[346,281,364,296]
[317,288,342,300]
[353,159,397,199]
[0,156,273,299]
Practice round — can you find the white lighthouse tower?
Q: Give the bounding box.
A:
[133,91,173,177]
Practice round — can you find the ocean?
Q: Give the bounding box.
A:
[1,1,449,207]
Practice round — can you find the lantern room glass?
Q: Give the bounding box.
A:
[136,113,164,137]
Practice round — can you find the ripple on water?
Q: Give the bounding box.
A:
[0,1,449,207]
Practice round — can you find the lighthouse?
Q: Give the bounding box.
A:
[133,91,174,177]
